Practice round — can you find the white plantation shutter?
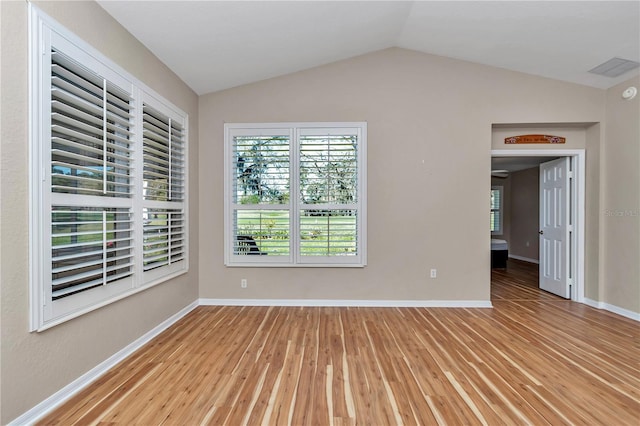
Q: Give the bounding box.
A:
[143,208,186,271]
[142,103,187,280]
[51,50,134,197]
[30,9,188,330]
[491,186,503,234]
[299,210,358,256]
[51,207,134,299]
[143,105,185,202]
[229,132,291,261]
[225,123,366,267]
[299,130,359,259]
[48,47,136,312]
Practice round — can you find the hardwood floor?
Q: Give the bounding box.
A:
[491,258,561,301]
[39,261,640,425]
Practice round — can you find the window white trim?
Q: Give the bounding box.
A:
[224,122,367,267]
[29,5,188,331]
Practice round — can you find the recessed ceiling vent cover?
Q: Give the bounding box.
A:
[589,57,640,77]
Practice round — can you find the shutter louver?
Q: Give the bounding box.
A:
[143,208,185,271]
[233,136,289,205]
[300,209,357,256]
[231,135,290,257]
[491,187,502,233]
[233,210,290,256]
[51,207,134,299]
[143,105,185,202]
[51,50,133,197]
[299,135,358,204]
[142,103,187,278]
[299,133,358,257]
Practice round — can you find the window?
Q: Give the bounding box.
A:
[224,123,367,267]
[491,186,503,234]
[30,7,188,330]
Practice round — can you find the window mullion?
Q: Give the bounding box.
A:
[102,78,108,195]
[132,87,145,286]
[168,117,172,201]
[102,210,107,285]
[291,128,299,264]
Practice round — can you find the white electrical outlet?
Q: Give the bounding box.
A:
[430,269,437,278]
[241,279,247,288]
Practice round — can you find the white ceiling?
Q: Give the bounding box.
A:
[97,1,640,95]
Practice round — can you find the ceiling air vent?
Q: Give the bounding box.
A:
[589,57,640,78]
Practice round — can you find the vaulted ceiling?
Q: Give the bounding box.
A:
[98,1,640,95]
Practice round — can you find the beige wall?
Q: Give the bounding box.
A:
[509,167,540,261]
[0,1,199,422]
[198,47,604,304]
[603,76,640,313]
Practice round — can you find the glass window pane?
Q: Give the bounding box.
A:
[233,136,290,205]
[234,210,289,255]
[300,135,357,204]
[300,210,357,256]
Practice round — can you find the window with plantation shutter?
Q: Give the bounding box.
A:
[30,7,188,330]
[225,123,366,267]
[491,186,503,234]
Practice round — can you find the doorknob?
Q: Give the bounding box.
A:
[539,230,544,235]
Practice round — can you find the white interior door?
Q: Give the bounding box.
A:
[539,157,571,298]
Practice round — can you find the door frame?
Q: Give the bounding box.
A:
[491,149,585,302]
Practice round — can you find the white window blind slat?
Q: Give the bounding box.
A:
[143,123,170,141]
[142,142,169,159]
[52,277,104,299]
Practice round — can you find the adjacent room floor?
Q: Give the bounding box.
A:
[39,260,640,425]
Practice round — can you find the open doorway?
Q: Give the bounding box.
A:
[490,149,586,302]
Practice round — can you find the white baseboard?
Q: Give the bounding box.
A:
[508,254,539,264]
[199,298,493,308]
[9,300,199,426]
[583,298,640,322]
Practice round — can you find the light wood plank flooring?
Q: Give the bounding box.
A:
[39,262,640,425]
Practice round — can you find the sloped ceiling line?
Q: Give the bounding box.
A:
[97,1,640,95]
